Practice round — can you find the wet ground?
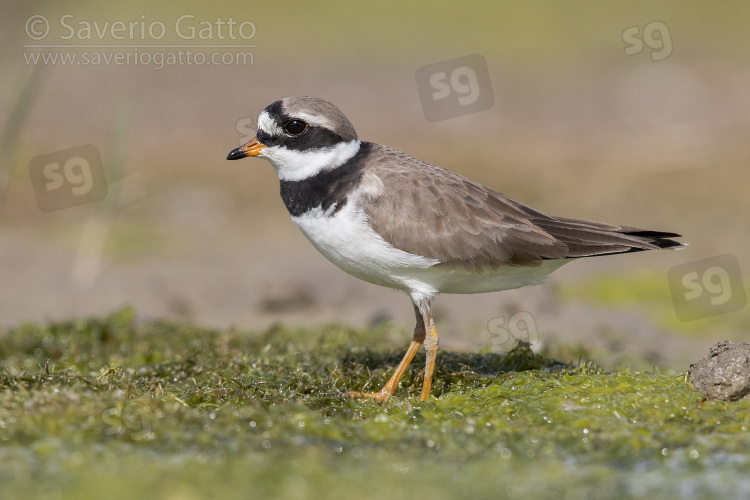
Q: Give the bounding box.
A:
[2,2,749,372]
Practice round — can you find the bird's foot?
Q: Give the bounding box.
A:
[346,389,392,402]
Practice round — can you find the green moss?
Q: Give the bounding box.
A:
[1,308,749,499]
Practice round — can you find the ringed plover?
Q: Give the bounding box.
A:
[227,96,683,401]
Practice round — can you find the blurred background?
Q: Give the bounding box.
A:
[1,1,749,369]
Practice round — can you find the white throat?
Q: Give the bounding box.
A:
[260,139,361,181]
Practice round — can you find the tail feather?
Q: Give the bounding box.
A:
[534,216,685,259]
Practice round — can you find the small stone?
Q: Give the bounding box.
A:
[688,340,750,402]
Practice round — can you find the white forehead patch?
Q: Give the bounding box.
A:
[256,110,283,137]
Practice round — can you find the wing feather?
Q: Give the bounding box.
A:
[359,144,682,271]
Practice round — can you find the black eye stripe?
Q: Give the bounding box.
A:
[256,128,274,144]
[257,108,347,150]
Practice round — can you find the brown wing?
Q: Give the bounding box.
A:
[360,144,682,272]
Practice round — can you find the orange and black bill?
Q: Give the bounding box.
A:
[227,137,265,160]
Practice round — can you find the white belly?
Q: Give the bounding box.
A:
[291,200,571,300]
[291,201,440,295]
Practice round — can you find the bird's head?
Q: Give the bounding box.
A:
[227,96,361,181]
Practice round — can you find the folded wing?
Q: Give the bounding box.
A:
[361,144,683,272]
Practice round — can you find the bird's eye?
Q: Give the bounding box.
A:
[284,119,308,136]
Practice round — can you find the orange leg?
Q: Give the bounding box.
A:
[348,304,427,402]
[420,318,439,401]
[349,300,439,402]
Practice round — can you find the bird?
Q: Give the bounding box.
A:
[226,96,684,402]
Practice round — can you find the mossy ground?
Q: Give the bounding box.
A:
[1,308,749,499]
